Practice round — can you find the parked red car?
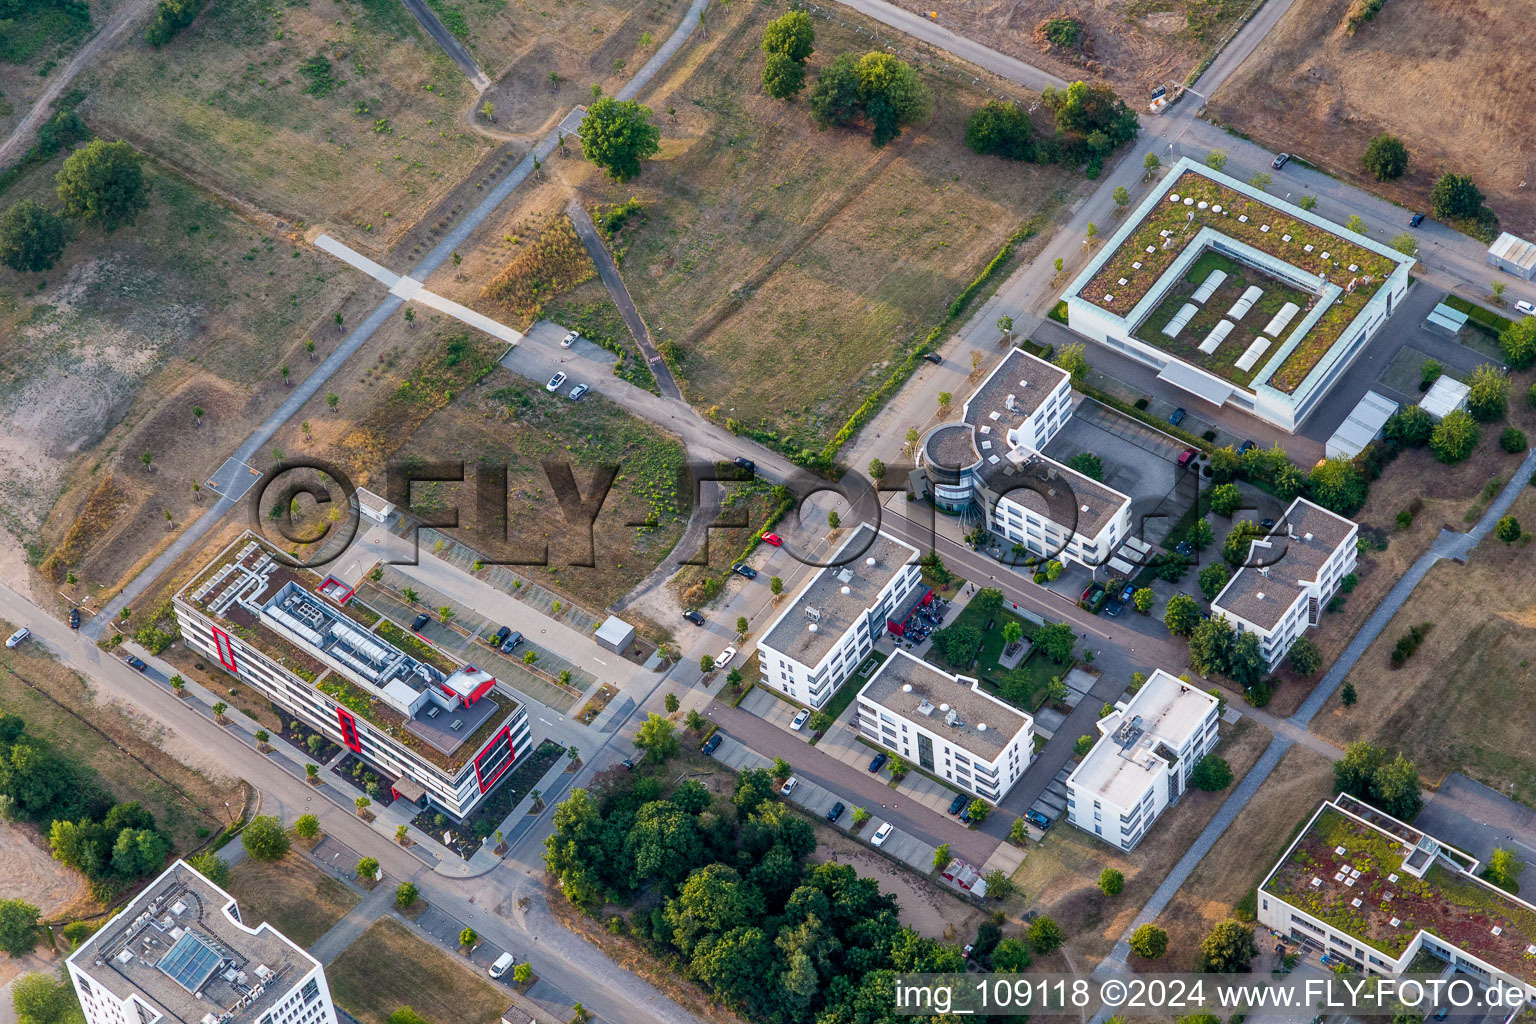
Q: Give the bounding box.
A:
[1178,448,1197,467]
[761,533,783,546]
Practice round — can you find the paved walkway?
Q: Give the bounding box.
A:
[565,198,680,398]
[309,876,396,963]
[400,0,492,91]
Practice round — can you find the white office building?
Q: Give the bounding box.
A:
[855,650,1034,803]
[756,525,921,709]
[1065,670,1220,849]
[175,534,532,820]
[68,861,338,1024]
[1211,497,1358,670]
[1259,794,1536,995]
[912,348,1133,572]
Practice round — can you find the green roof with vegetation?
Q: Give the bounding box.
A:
[1080,169,1401,394]
[1264,805,1536,983]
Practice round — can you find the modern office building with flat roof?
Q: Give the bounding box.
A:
[67,861,337,1024]
[755,525,921,710]
[1211,497,1358,670]
[910,348,1133,572]
[174,533,531,820]
[1065,670,1219,850]
[1260,794,1536,994]
[856,649,1034,803]
[1062,158,1414,432]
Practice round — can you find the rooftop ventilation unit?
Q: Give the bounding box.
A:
[977,723,987,733]
[450,720,463,731]
[808,623,818,633]
[805,606,822,622]
[901,684,912,693]
[1005,394,1017,411]
[866,556,877,567]
[840,586,851,596]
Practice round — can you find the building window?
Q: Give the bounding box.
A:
[300,979,320,1005]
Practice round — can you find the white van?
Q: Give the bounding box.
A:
[5,627,29,649]
[487,952,516,979]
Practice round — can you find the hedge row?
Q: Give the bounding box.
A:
[1443,294,1513,335]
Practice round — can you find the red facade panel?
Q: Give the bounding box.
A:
[472,726,515,793]
[210,625,239,674]
[336,707,362,752]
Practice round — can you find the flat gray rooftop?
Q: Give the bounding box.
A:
[859,650,1029,760]
[964,348,1069,431]
[761,525,917,668]
[977,450,1130,541]
[72,862,316,1024]
[924,423,980,472]
[1214,497,1355,630]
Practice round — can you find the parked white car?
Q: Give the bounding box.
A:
[560,331,579,348]
[5,627,29,649]
[487,952,516,979]
[790,709,810,731]
[1517,300,1536,317]
[779,775,798,796]
[546,372,567,392]
[716,645,737,668]
[871,822,894,848]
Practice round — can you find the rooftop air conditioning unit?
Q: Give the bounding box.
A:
[450,720,463,731]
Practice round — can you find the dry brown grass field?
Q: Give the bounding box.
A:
[1012,717,1271,967]
[1208,0,1536,236]
[1312,486,1536,805]
[226,853,359,948]
[1151,745,1334,967]
[1258,346,1536,716]
[0,0,110,142]
[81,0,491,253]
[0,147,360,605]
[437,0,1085,455]
[878,0,1261,93]
[328,918,505,1024]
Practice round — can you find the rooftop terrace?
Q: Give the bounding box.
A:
[178,535,519,774]
[71,862,317,1024]
[1264,798,1536,984]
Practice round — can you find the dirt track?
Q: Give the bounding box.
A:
[1208,0,1536,236]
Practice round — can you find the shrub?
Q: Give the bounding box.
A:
[1073,735,1094,756]
[1362,134,1408,181]
[1468,364,1510,422]
[145,0,207,46]
[1130,923,1168,959]
[1287,636,1323,678]
[1197,920,1257,973]
[293,813,321,840]
[1190,754,1233,791]
[0,200,69,273]
[1496,515,1521,543]
[185,852,229,887]
[241,816,289,861]
[1501,428,1528,453]
[395,882,420,908]
[1027,915,1065,953]
[1099,868,1124,896]
[1501,316,1536,370]
[1390,623,1430,667]
[1431,173,1484,220]
[1208,483,1243,517]
[965,101,1036,161]
[481,216,595,320]
[356,856,379,879]
[1430,409,1480,463]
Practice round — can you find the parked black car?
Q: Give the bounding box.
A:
[948,793,968,815]
[733,457,756,473]
[69,607,80,629]
[868,751,888,773]
[922,352,942,364]
[410,613,430,631]
[1169,407,1187,426]
[1025,810,1051,830]
[827,802,845,822]
[731,562,758,579]
[1409,212,1425,227]
[1272,152,1290,170]
[702,733,723,755]
[489,625,511,647]
[500,630,525,653]
[125,656,147,672]
[683,609,705,626]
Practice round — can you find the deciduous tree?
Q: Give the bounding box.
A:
[55,140,148,232]
[579,98,661,182]
[0,200,68,272]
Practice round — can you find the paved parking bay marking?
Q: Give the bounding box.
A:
[204,457,262,502]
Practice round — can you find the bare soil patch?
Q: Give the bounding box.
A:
[809,829,986,942]
[1313,486,1536,805]
[1207,0,1536,236]
[1013,717,1272,967]
[0,819,93,920]
[1153,744,1334,967]
[878,0,1259,93]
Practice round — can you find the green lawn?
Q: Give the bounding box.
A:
[820,650,888,726]
[926,603,1072,713]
